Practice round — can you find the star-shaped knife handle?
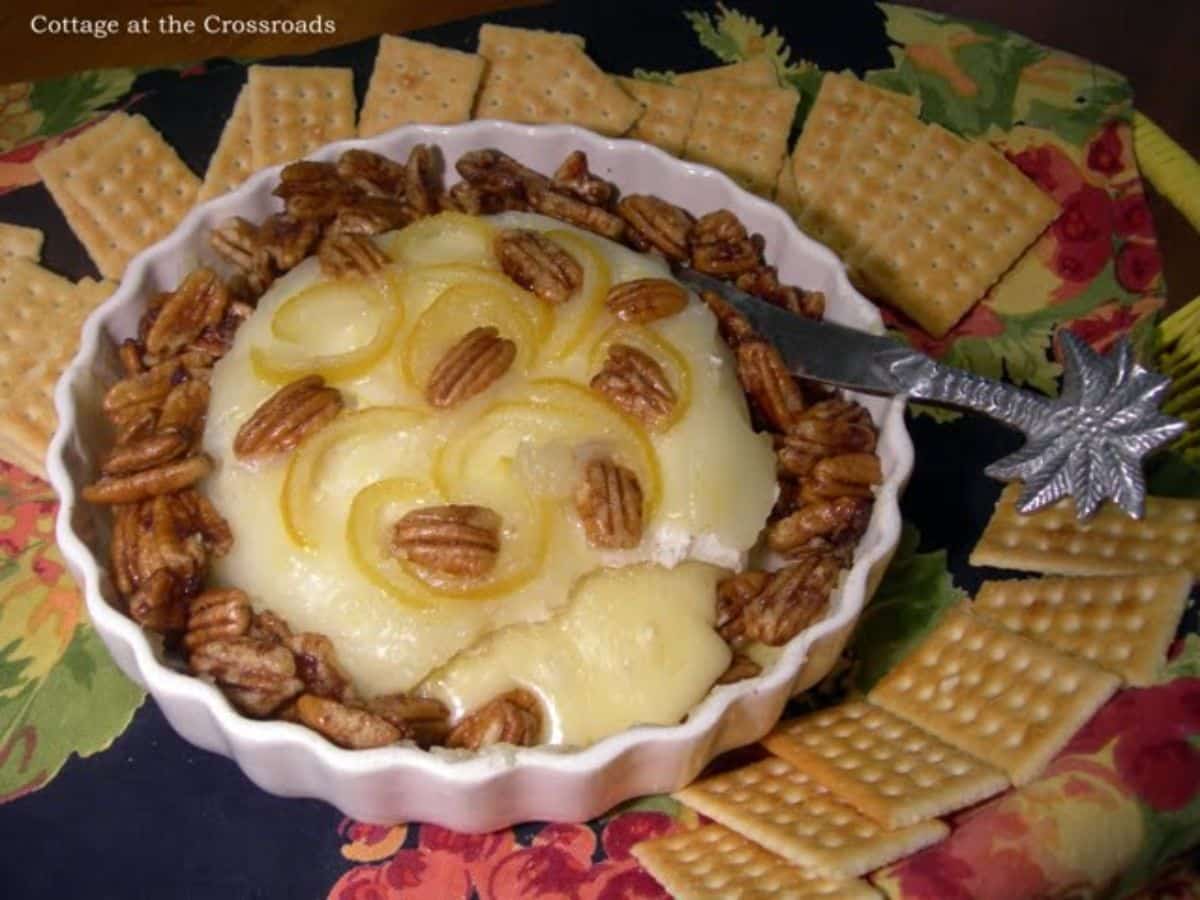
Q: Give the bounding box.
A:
[879,332,1185,520]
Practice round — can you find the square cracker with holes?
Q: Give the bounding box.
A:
[474,24,643,136]
[798,101,930,258]
[0,223,43,261]
[35,113,133,279]
[763,700,1010,829]
[974,571,1192,685]
[246,65,357,169]
[359,35,485,137]
[632,823,880,899]
[199,85,254,202]
[675,755,947,878]
[0,260,115,477]
[971,483,1200,578]
[788,73,917,219]
[683,82,798,196]
[615,78,699,156]
[854,140,1059,336]
[870,603,1120,785]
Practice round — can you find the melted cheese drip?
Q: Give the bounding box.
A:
[421,563,731,746]
[203,213,776,740]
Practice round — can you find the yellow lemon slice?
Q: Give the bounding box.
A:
[383,211,498,268]
[540,230,612,361]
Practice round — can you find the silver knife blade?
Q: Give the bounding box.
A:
[675,267,909,395]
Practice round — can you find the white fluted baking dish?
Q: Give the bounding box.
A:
[49,121,912,830]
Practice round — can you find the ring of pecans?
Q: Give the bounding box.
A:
[83,143,880,752]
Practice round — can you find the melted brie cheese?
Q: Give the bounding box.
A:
[203,212,776,737]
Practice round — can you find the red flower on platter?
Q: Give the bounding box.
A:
[1087,121,1127,177]
[380,849,470,898]
[1115,240,1163,292]
[1054,185,1113,245]
[337,819,407,862]
[885,843,978,900]
[328,864,390,900]
[600,812,676,861]
[1113,192,1156,239]
[1055,296,1164,356]
[1007,144,1085,203]
[1053,679,1200,811]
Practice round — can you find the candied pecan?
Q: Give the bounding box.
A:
[591,344,676,428]
[715,570,769,638]
[552,150,617,207]
[736,340,805,433]
[289,633,355,702]
[147,494,209,581]
[777,398,877,477]
[329,196,413,237]
[799,453,883,503]
[456,148,549,199]
[766,496,872,557]
[606,278,688,324]
[233,376,342,461]
[445,181,487,215]
[190,637,304,717]
[250,610,293,644]
[336,148,406,197]
[318,233,391,279]
[689,210,763,277]
[102,366,174,426]
[144,269,231,359]
[715,653,762,685]
[446,689,542,750]
[735,266,825,320]
[171,488,233,557]
[426,326,516,408]
[392,505,502,579]
[83,454,212,505]
[361,695,451,747]
[101,428,190,477]
[403,144,445,217]
[295,694,401,749]
[189,301,253,359]
[127,568,188,632]
[275,160,361,222]
[527,185,625,240]
[617,195,695,262]
[701,289,756,347]
[186,588,252,651]
[118,339,145,376]
[115,409,159,447]
[574,457,644,550]
[257,213,321,273]
[157,380,211,437]
[494,229,582,304]
[720,556,841,646]
[210,217,275,296]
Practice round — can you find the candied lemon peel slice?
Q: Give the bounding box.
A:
[384,211,497,268]
[252,272,405,384]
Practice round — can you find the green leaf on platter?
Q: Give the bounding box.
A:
[0,638,34,696]
[873,3,1048,137]
[630,68,678,85]
[684,7,745,64]
[784,64,827,130]
[1112,794,1200,899]
[1021,77,1132,147]
[603,793,685,821]
[0,624,143,803]
[906,402,964,424]
[1162,634,1200,682]
[28,68,135,138]
[1147,452,1200,500]
[941,324,1062,396]
[848,524,965,691]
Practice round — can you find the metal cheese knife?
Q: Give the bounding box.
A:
[676,267,1185,521]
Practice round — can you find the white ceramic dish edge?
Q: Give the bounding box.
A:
[48,121,913,830]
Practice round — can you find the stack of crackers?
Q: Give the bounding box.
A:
[631,487,1198,897]
[0,225,115,477]
[779,74,1060,337]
